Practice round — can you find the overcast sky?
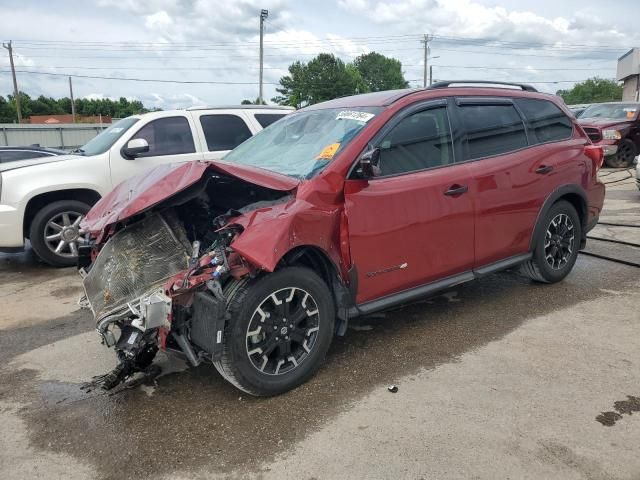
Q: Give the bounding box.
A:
[1,0,639,110]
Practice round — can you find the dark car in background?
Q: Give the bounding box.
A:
[0,145,67,164]
[578,102,640,168]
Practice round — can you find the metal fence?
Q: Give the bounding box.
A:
[0,123,106,149]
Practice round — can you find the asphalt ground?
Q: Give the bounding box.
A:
[0,169,638,480]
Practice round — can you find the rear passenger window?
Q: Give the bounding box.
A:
[200,114,252,151]
[377,106,453,176]
[515,98,573,143]
[254,113,286,128]
[459,104,527,159]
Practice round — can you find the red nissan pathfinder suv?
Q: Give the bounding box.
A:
[79,81,606,396]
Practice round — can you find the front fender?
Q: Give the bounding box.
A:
[230,199,344,274]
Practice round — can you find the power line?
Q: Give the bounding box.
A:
[10,64,615,72]
[9,33,632,52]
[0,69,603,85]
[0,68,424,85]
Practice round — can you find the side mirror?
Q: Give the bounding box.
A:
[356,147,381,179]
[122,138,149,159]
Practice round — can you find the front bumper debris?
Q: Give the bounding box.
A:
[82,213,188,323]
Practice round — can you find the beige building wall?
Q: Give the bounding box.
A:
[622,75,639,101]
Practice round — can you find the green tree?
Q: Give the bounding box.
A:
[0,95,16,123]
[273,53,367,107]
[353,52,409,92]
[240,97,267,105]
[556,78,623,105]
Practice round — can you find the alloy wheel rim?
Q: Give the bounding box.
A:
[246,287,320,376]
[544,213,575,270]
[44,211,86,258]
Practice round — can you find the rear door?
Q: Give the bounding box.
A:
[459,97,577,267]
[344,100,475,304]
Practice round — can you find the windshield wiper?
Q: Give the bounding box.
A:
[70,148,86,155]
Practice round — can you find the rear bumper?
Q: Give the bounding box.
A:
[0,204,25,249]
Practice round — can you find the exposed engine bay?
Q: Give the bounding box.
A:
[80,170,292,390]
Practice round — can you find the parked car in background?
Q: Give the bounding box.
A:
[0,106,292,266]
[568,104,590,118]
[78,81,605,396]
[578,102,640,168]
[0,145,67,164]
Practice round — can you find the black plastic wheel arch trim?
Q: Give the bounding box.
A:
[529,184,588,252]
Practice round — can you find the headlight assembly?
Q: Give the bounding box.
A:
[602,129,621,140]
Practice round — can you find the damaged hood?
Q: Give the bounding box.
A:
[578,118,634,129]
[82,160,299,235]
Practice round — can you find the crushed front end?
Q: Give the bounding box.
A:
[78,163,295,390]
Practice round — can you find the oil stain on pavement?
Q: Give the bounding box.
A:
[597,395,640,426]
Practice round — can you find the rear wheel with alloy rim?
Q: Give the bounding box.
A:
[520,200,581,283]
[29,200,91,267]
[213,267,335,396]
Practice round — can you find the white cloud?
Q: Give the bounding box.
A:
[337,0,639,48]
[144,11,172,30]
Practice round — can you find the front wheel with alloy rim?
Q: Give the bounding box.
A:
[520,200,582,283]
[29,200,91,267]
[213,267,335,396]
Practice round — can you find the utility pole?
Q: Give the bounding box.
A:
[259,9,269,104]
[2,40,22,123]
[421,34,431,88]
[429,65,433,86]
[68,76,76,123]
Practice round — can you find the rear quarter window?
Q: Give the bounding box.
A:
[515,98,573,144]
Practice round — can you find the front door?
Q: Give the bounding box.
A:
[344,103,475,305]
[110,115,203,187]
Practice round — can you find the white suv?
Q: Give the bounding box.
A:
[0,105,292,266]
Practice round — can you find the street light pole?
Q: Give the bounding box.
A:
[259,9,269,104]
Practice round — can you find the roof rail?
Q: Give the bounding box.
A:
[429,80,538,92]
[185,105,295,111]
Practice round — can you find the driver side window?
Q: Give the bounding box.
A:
[377,107,453,176]
[131,116,196,157]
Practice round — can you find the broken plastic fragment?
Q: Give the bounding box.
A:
[387,385,398,393]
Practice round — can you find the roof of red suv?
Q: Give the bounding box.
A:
[303,89,423,110]
[302,82,551,111]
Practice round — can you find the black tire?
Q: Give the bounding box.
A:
[520,200,582,284]
[29,199,91,267]
[604,139,636,168]
[213,267,335,396]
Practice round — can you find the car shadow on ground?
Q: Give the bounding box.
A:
[0,258,635,480]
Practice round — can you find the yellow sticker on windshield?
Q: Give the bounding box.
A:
[316,142,341,160]
[627,110,636,118]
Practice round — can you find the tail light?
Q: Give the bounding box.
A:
[584,144,604,172]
